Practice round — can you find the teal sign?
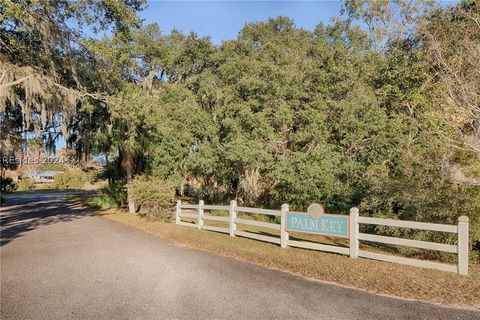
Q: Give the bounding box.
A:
[286,203,349,238]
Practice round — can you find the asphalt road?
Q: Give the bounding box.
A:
[1,191,478,320]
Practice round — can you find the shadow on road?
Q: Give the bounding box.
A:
[0,191,99,247]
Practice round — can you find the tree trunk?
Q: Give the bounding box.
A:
[126,162,136,213]
[179,169,187,197]
[121,149,136,213]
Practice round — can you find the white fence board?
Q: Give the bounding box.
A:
[235,230,281,244]
[202,225,229,234]
[358,233,457,253]
[235,218,281,230]
[358,250,457,273]
[180,204,199,209]
[288,240,349,255]
[201,215,229,222]
[236,206,281,216]
[179,213,198,219]
[203,205,230,211]
[177,221,197,228]
[357,216,457,233]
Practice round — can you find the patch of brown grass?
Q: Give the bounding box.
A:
[103,210,479,309]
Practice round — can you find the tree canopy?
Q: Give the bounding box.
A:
[1,1,479,247]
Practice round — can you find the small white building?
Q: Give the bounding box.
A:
[31,170,63,183]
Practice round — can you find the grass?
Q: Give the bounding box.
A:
[95,207,480,310]
[88,195,122,209]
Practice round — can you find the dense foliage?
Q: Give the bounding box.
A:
[0,0,145,160]
[1,1,479,250]
[52,168,91,189]
[129,175,176,220]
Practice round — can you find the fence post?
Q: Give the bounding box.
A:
[229,200,237,237]
[280,204,289,248]
[197,200,204,230]
[349,207,359,258]
[175,200,181,224]
[457,216,469,275]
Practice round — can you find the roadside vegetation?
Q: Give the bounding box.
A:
[0,167,98,192]
[71,187,480,309]
[50,168,95,189]
[1,1,479,266]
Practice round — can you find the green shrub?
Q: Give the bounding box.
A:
[91,181,128,209]
[17,177,34,191]
[89,194,121,209]
[39,163,69,172]
[0,177,17,192]
[82,168,97,183]
[129,175,175,221]
[52,169,87,189]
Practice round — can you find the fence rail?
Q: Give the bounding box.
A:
[236,206,281,216]
[234,218,281,230]
[203,205,230,211]
[357,216,458,233]
[203,225,229,234]
[175,200,470,275]
[288,240,350,255]
[357,233,458,253]
[178,213,198,219]
[202,215,229,222]
[235,230,281,244]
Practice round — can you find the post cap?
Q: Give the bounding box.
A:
[230,200,237,205]
[281,203,289,210]
[458,216,469,223]
[350,207,359,214]
[177,200,181,204]
[199,199,204,205]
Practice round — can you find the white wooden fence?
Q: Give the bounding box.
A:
[175,200,470,275]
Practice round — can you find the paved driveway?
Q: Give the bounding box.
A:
[1,191,478,319]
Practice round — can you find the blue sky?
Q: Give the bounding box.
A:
[141,1,344,44]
